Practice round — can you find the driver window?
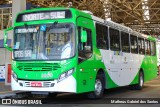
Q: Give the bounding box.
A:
[78,27,92,62]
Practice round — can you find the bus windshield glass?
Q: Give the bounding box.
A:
[13,23,75,60]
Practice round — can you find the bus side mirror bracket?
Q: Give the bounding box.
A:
[4,27,13,51]
[81,30,87,43]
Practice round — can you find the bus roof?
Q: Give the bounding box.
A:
[91,13,156,40]
[15,7,156,41]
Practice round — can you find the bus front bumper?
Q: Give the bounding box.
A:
[11,76,76,93]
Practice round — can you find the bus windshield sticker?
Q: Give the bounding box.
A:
[17,28,37,33]
[40,25,47,31]
[14,50,32,58]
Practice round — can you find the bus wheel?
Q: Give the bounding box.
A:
[47,92,58,98]
[135,72,144,90]
[87,75,104,99]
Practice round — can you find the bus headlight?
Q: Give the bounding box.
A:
[12,72,18,82]
[58,68,74,82]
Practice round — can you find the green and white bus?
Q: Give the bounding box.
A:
[4,7,157,99]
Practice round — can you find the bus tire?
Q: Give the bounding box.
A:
[134,72,144,90]
[87,75,104,99]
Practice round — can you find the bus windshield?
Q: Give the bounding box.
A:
[13,23,75,60]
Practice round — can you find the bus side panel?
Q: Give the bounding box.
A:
[130,55,157,85]
[100,49,145,87]
[141,55,157,82]
[93,46,119,89]
[130,72,139,85]
[105,69,119,89]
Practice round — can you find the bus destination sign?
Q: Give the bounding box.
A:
[22,11,65,21]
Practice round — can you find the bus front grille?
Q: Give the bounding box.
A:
[17,63,61,71]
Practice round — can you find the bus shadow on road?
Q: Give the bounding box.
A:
[39,85,151,104]
[104,85,150,98]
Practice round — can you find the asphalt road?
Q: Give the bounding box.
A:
[35,77,160,107]
[1,77,160,107]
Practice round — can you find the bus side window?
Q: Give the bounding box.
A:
[121,31,130,53]
[145,40,151,55]
[130,35,138,54]
[148,41,151,55]
[78,27,92,62]
[96,23,108,49]
[150,41,156,56]
[109,28,120,51]
[138,37,145,55]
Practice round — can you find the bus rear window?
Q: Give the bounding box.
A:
[130,35,138,54]
[150,41,156,56]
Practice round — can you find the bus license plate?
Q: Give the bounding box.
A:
[31,82,42,87]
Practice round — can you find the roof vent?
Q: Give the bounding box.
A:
[82,10,93,15]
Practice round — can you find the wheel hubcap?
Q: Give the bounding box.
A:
[140,74,143,87]
[95,79,102,95]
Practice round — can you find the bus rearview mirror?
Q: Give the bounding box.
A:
[4,27,13,51]
[81,30,87,43]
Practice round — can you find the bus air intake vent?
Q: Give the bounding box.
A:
[17,63,61,71]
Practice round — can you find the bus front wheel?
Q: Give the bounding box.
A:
[87,75,104,99]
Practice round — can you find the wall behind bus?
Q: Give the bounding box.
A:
[157,40,160,66]
[0,30,12,66]
[0,30,12,81]
[0,0,26,82]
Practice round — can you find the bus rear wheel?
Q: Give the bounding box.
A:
[134,72,144,90]
[129,72,144,90]
[87,75,104,99]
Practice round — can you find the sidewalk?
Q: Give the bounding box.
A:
[0,82,11,93]
[0,82,17,98]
